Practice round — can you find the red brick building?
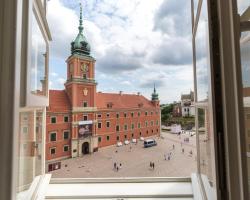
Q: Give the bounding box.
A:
[46,6,160,167]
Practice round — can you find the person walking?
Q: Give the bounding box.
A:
[119,163,122,169]
[152,162,155,170]
[182,148,184,153]
[114,162,117,169]
[116,166,119,171]
[173,144,175,150]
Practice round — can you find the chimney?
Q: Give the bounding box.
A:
[119,91,123,95]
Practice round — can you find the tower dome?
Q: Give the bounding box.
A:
[71,4,91,56]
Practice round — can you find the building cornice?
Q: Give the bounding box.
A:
[72,107,98,113]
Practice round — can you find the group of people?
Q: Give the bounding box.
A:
[113,162,122,171]
[164,152,172,161]
[149,161,155,170]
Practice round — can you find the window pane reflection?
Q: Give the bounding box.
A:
[194,1,216,198]
[30,12,47,96]
[195,2,209,102]
[241,34,250,196]
[17,110,44,197]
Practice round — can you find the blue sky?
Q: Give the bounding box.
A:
[47,0,194,104]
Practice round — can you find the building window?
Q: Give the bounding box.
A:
[124,135,127,139]
[151,111,153,115]
[98,114,102,118]
[83,101,88,107]
[157,129,158,133]
[138,112,141,117]
[98,137,101,143]
[131,112,134,117]
[132,133,134,138]
[138,123,141,128]
[50,148,56,155]
[83,73,87,79]
[63,131,69,140]
[83,115,88,121]
[106,113,110,117]
[116,125,120,132]
[124,112,127,118]
[51,116,56,124]
[63,145,69,152]
[140,132,142,136]
[151,130,153,133]
[106,135,110,141]
[64,116,69,122]
[145,111,148,116]
[50,132,56,142]
[106,121,110,128]
[147,130,149,134]
[22,126,28,134]
[131,123,134,130]
[98,122,102,129]
[117,136,119,141]
[145,121,148,127]
[124,124,128,131]
[116,113,119,118]
[156,120,159,125]
[151,121,154,126]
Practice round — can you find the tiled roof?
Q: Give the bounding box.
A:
[95,92,155,109]
[47,90,71,112]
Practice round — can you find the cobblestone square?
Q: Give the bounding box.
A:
[50,131,197,178]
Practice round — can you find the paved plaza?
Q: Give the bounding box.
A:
[50,131,197,178]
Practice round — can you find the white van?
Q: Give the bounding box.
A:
[144,139,157,148]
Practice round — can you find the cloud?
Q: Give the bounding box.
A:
[154,0,191,37]
[96,46,144,73]
[151,36,192,65]
[47,0,195,103]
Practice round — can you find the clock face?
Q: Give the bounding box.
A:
[81,63,89,73]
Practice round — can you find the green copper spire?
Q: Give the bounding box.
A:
[151,84,159,101]
[79,3,83,33]
[71,3,91,56]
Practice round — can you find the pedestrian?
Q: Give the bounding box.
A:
[152,162,155,170]
[119,163,122,169]
[114,162,117,169]
[182,148,184,153]
[168,155,170,160]
[116,166,119,171]
[173,144,175,150]
[190,150,193,156]
[164,154,166,160]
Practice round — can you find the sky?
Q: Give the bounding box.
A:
[47,0,194,104]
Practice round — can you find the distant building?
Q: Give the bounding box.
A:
[172,102,182,117]
[45,5,160,170]
[181,91,195,117]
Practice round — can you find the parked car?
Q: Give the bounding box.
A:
[144,139,157,148]
[124,140,130,145]
[117,142,123,147]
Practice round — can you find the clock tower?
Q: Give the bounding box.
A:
[65,4,98,157]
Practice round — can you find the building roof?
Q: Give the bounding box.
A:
[47,90,156,112]
[181,91,194,101]
[47,90,71,112]
[96,92,155,109]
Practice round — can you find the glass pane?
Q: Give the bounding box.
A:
[30,11,47,96]
[195,2,209,102]
[237,0,250,15]
[17,110,44,198]
[195,1,216,198]
[240,33,250,195]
